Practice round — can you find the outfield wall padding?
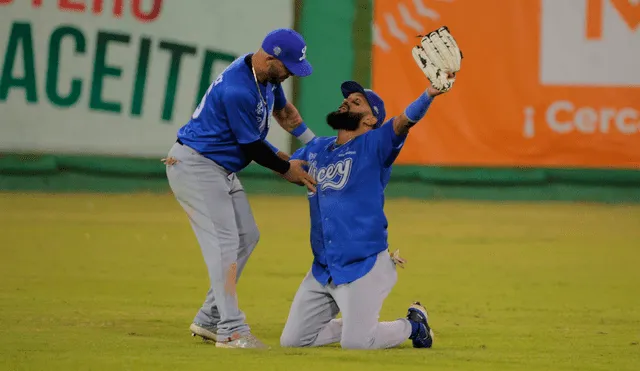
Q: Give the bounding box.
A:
[2,154,639,203]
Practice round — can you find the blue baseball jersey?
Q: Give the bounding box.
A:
[291,120,408,286]
[176,54,286,173]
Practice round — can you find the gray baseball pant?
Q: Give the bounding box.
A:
[165,142,259,339]
[280,250,412,349]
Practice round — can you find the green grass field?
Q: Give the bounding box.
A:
[1,193,639,371]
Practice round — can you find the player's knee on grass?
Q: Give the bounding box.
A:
[340,335,374,350]
[280,332,310,348]
[280,323,322,348]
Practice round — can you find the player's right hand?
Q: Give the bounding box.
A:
[283,160,317,193]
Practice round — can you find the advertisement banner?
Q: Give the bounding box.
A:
[0,0,294,157]
[372,0,640,168]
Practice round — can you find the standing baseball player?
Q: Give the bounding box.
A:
[279,27,462,349]
[164,28,317,349]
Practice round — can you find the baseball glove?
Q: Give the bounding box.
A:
[412,26,463,93]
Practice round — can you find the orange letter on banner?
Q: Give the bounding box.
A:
[0,0,13,5]
[132,0,162,22]
[588,0,640,39]
[59,0,85,12]
[587,0,603,39]
[610,0,640,30]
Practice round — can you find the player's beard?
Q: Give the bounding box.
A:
[267,64,287,84]
[326,111,363,131]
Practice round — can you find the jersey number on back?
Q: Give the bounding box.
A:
[192,74,224,119]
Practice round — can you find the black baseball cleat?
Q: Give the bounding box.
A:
[406,301,434,348]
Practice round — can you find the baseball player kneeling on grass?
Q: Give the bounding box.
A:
[280,27,462,350]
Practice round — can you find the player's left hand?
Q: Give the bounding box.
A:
[283,160,317,193]
[412,26,462,94]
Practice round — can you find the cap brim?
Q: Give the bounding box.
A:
[341,80,366,99]
[284,59,313,77]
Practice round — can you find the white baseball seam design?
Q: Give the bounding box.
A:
[373,0,456,52]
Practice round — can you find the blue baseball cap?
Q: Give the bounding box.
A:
[262,28,313,77]
[340,81,386,128]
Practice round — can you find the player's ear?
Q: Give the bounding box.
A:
[363,115,377,128]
